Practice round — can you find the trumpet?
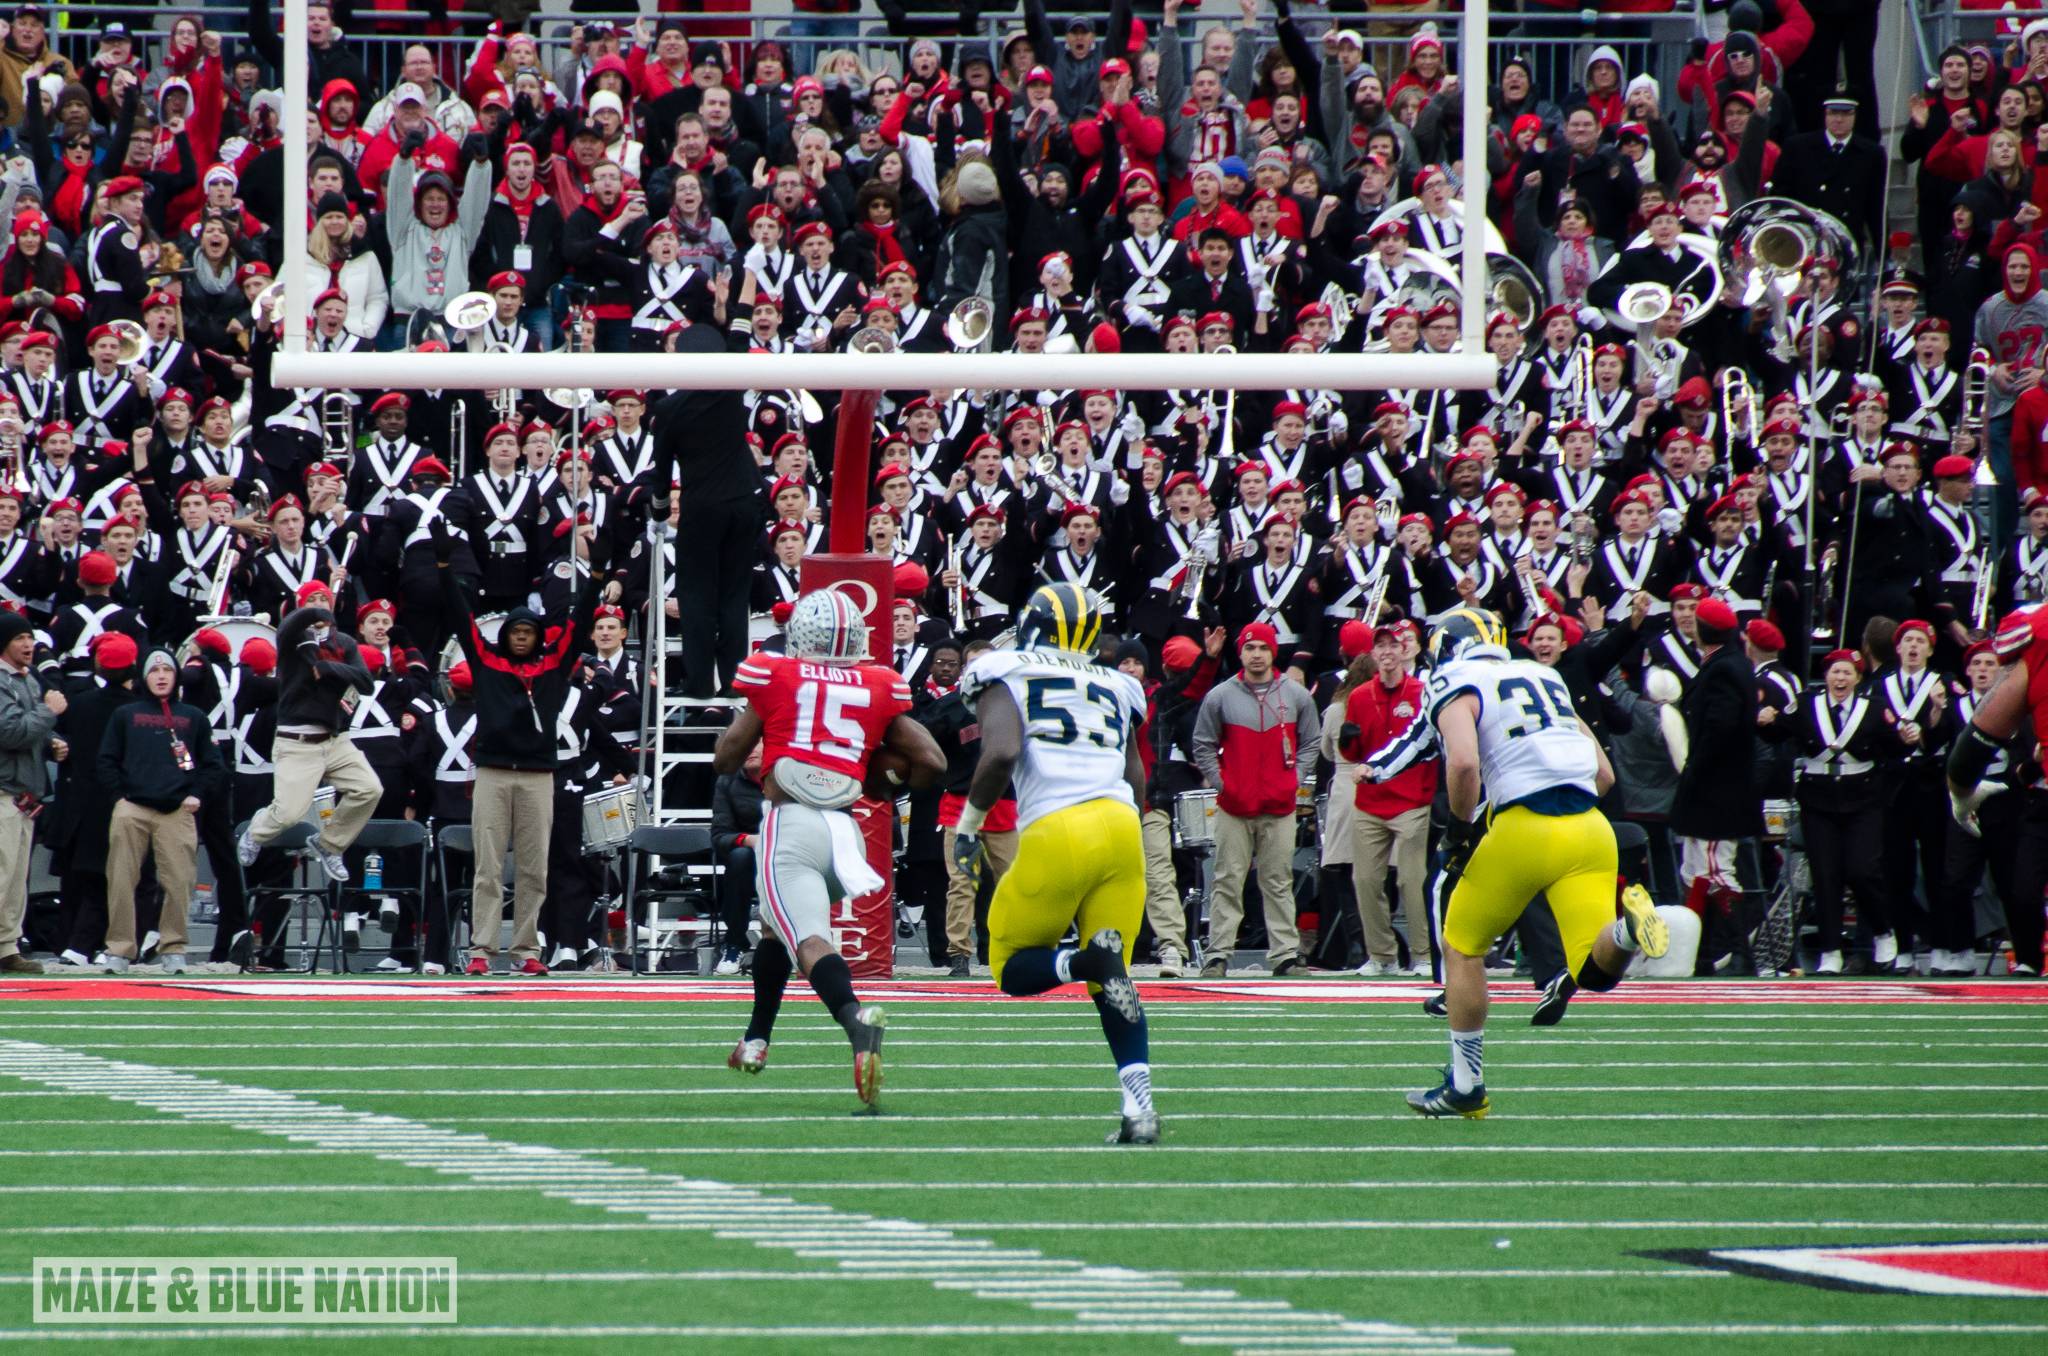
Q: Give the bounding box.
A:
[1569,512,1595,567]
[848,325,899,354]
[1971,547,1997,632]
[1359,572,1390,631]
[945,535,964,633]
[449,399,468,481]
[0,413,22,494]
[320,391,354,460]
[1515,557,1553,621]
[1721,366,1760,445]
[1029,451,1082,507]
[1180,525,1219,620]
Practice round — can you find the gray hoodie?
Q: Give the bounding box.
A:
[0,661,55,799]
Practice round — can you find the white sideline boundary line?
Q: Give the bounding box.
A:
[34,1038,2048,1051]
[0,1040,1503,1356]
[3,1083,2032,1097]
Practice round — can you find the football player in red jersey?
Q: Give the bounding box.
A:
[1947,608,2048,977]
[712,591,945,1104]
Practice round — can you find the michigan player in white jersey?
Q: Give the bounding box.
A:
[1412,608,1668,1118]
[955,583,1159,1144]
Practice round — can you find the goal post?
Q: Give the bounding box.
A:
[274,0,1494,393]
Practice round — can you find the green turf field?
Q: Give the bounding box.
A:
[0,990,2044,1353]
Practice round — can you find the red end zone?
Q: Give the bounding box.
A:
[0,978,2042,1003]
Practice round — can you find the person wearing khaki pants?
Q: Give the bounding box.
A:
[469,767,554,965]
[1191,623,1321,977]
[941,821,1016,965]
[96,648,226,974]
[1205,807,1302,972]
[0,609,60,973]
[237,585,379,901]
[436,515,595,975]
[1352,804,1434,974]
[1139,809,1188,972]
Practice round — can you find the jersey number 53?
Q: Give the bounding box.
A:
[1024,675,1127,749]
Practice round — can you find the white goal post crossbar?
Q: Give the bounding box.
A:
[275,0,1492,393]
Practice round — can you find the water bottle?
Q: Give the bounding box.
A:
[363,853,384,891]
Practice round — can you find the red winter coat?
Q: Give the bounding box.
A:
[1340,674,1437,819]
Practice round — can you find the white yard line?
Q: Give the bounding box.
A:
[119,1059,2036,1074]
[0,1179,2022,1195]
[0,1143,2036,1159]
[0,1040,1502,1356]
[1413,1325,2048,1338]
[0,1268,1724,1285]
[9,1110,2048,1128]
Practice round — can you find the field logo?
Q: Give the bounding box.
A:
[1655,1242,2048,1297]
[33,1257,459,1325]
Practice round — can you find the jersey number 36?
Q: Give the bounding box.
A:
[1497,674,1577,739]
[1024,675,1126,749]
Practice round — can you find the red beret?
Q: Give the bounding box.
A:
[1745,619,1786,653]
[1895,618,1936,645]
[359,598,397,620]
[93,632,139,670]
[1823,648,1863,672]
[369,392,410,415]
[1932,454,1977,479]
[77,551,117,586]
[1695,598,1739,633]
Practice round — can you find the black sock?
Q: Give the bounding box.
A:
[1067,938,1114,985]
[746,937,793,1042]
[807,951,863,1034]
[1575,953,1625,993]
[998,946,1064,996]
[1092,989,1149,1069]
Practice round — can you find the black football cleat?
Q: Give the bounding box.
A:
[850,1005,886,1108]
[1421,990,1448,1018]
[1530,971,1578,1027]
[1406,1075,1489,1119]
[1107,1110,1161,1145]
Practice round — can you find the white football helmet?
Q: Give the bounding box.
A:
[785,590,870,663]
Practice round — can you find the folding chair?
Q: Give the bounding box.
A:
[625,825,716,974]
[236,820,336,973]
[335,819,432,974]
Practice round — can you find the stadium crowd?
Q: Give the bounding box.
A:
[0,0,2040,986]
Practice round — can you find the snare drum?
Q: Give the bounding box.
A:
[581,784,642,855]
[1173,790,1218,850]
[1761,798,1795,843]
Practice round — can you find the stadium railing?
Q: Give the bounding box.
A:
[43,5,1699,117]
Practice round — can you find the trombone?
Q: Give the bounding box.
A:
[1964,345,1993,450]
[320,391,354,460]
[1722,366,1761,445]
[449,399,469,480]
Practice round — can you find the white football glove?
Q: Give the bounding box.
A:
[1950,782,2003,837]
